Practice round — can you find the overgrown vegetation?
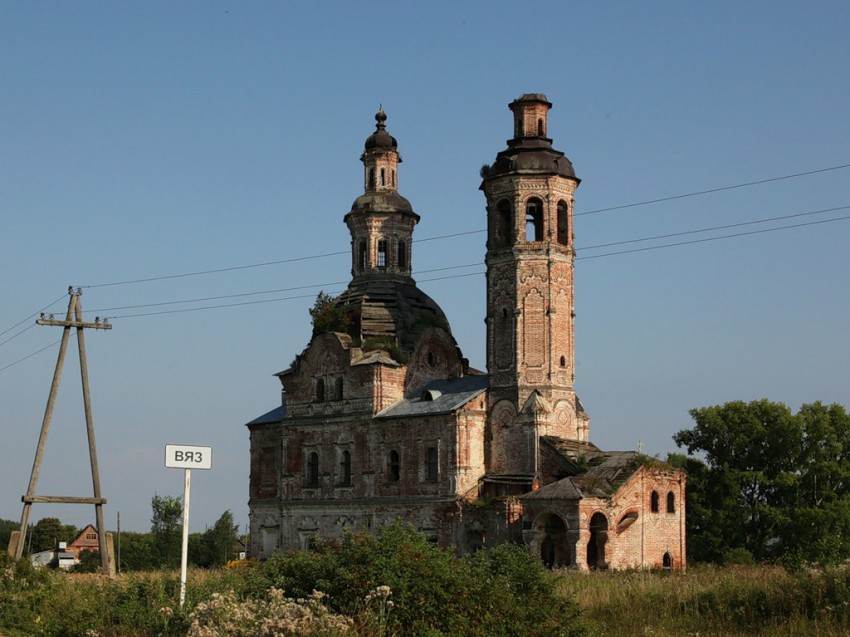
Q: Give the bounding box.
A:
[0,525,585,637]
[309,291,350,336]
[7,525,850,636]
[360,336,409,364]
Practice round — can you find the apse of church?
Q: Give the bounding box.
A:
[246,94,686,571]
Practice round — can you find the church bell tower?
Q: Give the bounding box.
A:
[481,94,588,478]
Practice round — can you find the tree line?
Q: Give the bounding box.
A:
[671,399,850,565]
[0,495,243,571]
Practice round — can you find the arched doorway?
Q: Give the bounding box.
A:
[534,513,569,568]
[587,512,608,570]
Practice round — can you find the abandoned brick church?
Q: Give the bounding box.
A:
[246,94,686,570]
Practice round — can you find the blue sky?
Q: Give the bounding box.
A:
[2,2,848,533]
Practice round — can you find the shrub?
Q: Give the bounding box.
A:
[258,525,585,637]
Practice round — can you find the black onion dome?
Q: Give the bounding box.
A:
[364,106,398,150]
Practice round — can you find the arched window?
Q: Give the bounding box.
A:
[425,447,438,483]
[560,355,566,367]
[340,450,352,487]
[306,452,319,487]
[537,118,544,136]
[398,240,407,269]
[358,240,367,271]
[380,167,386,186]
[587,512,609,570]
[368,168,375,189]
[335,377,344,401]
[650,491,660,513]
[388,450,400,482]
[377,239,387,268]
[663,552,674,569]
[557,201,569,245]
[316,378,325,403]
[667,492,675,513]
[526,198,544,242]
[496,199,512,247]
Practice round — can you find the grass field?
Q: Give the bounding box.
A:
[561,564,850,637]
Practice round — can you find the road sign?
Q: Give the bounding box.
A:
[164,443,212,608]
[164,444,212,470]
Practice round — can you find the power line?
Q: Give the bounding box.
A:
[578,205,850,251]
[0,294,69,339]
[4,210,848,370]
[0,339,63,373]
[86,263,483,314]
[100,211,850,320]
[75,163,849,291]
[577,214,850,260]
[0,323,37,348]
[576,163,850,217]
[81,250,350,289]
[84,204,848,317]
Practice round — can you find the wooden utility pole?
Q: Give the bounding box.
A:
[12,287,112,573]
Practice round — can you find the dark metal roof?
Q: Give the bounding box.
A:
[376,375,488,419]
[246,404,287,426]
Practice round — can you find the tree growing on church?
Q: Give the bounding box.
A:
[674,399,850,565]
[309,291,350,336]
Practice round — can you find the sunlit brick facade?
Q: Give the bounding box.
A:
[246,95,686,570]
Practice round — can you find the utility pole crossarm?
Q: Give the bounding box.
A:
[36,317,112,330]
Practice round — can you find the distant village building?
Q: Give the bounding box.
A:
[246,94,686,570]
[29,525,101,570]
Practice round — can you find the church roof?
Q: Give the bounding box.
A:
[522,448,640,501]
[246,404,287,426]
[376,375,488,419]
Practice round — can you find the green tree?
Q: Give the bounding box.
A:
[206,510,241,567]
[150,495,182,568]
[309,291,349,335]
[674,400,850,564]
[72,549,101,573]
[117,531,155,571]
[0,519,18,552]
[30,517,77,553]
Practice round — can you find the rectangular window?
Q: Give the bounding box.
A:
[260,447,276,487]
[377,240,387,268]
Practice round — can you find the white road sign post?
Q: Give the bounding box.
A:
[164,444,212,608]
